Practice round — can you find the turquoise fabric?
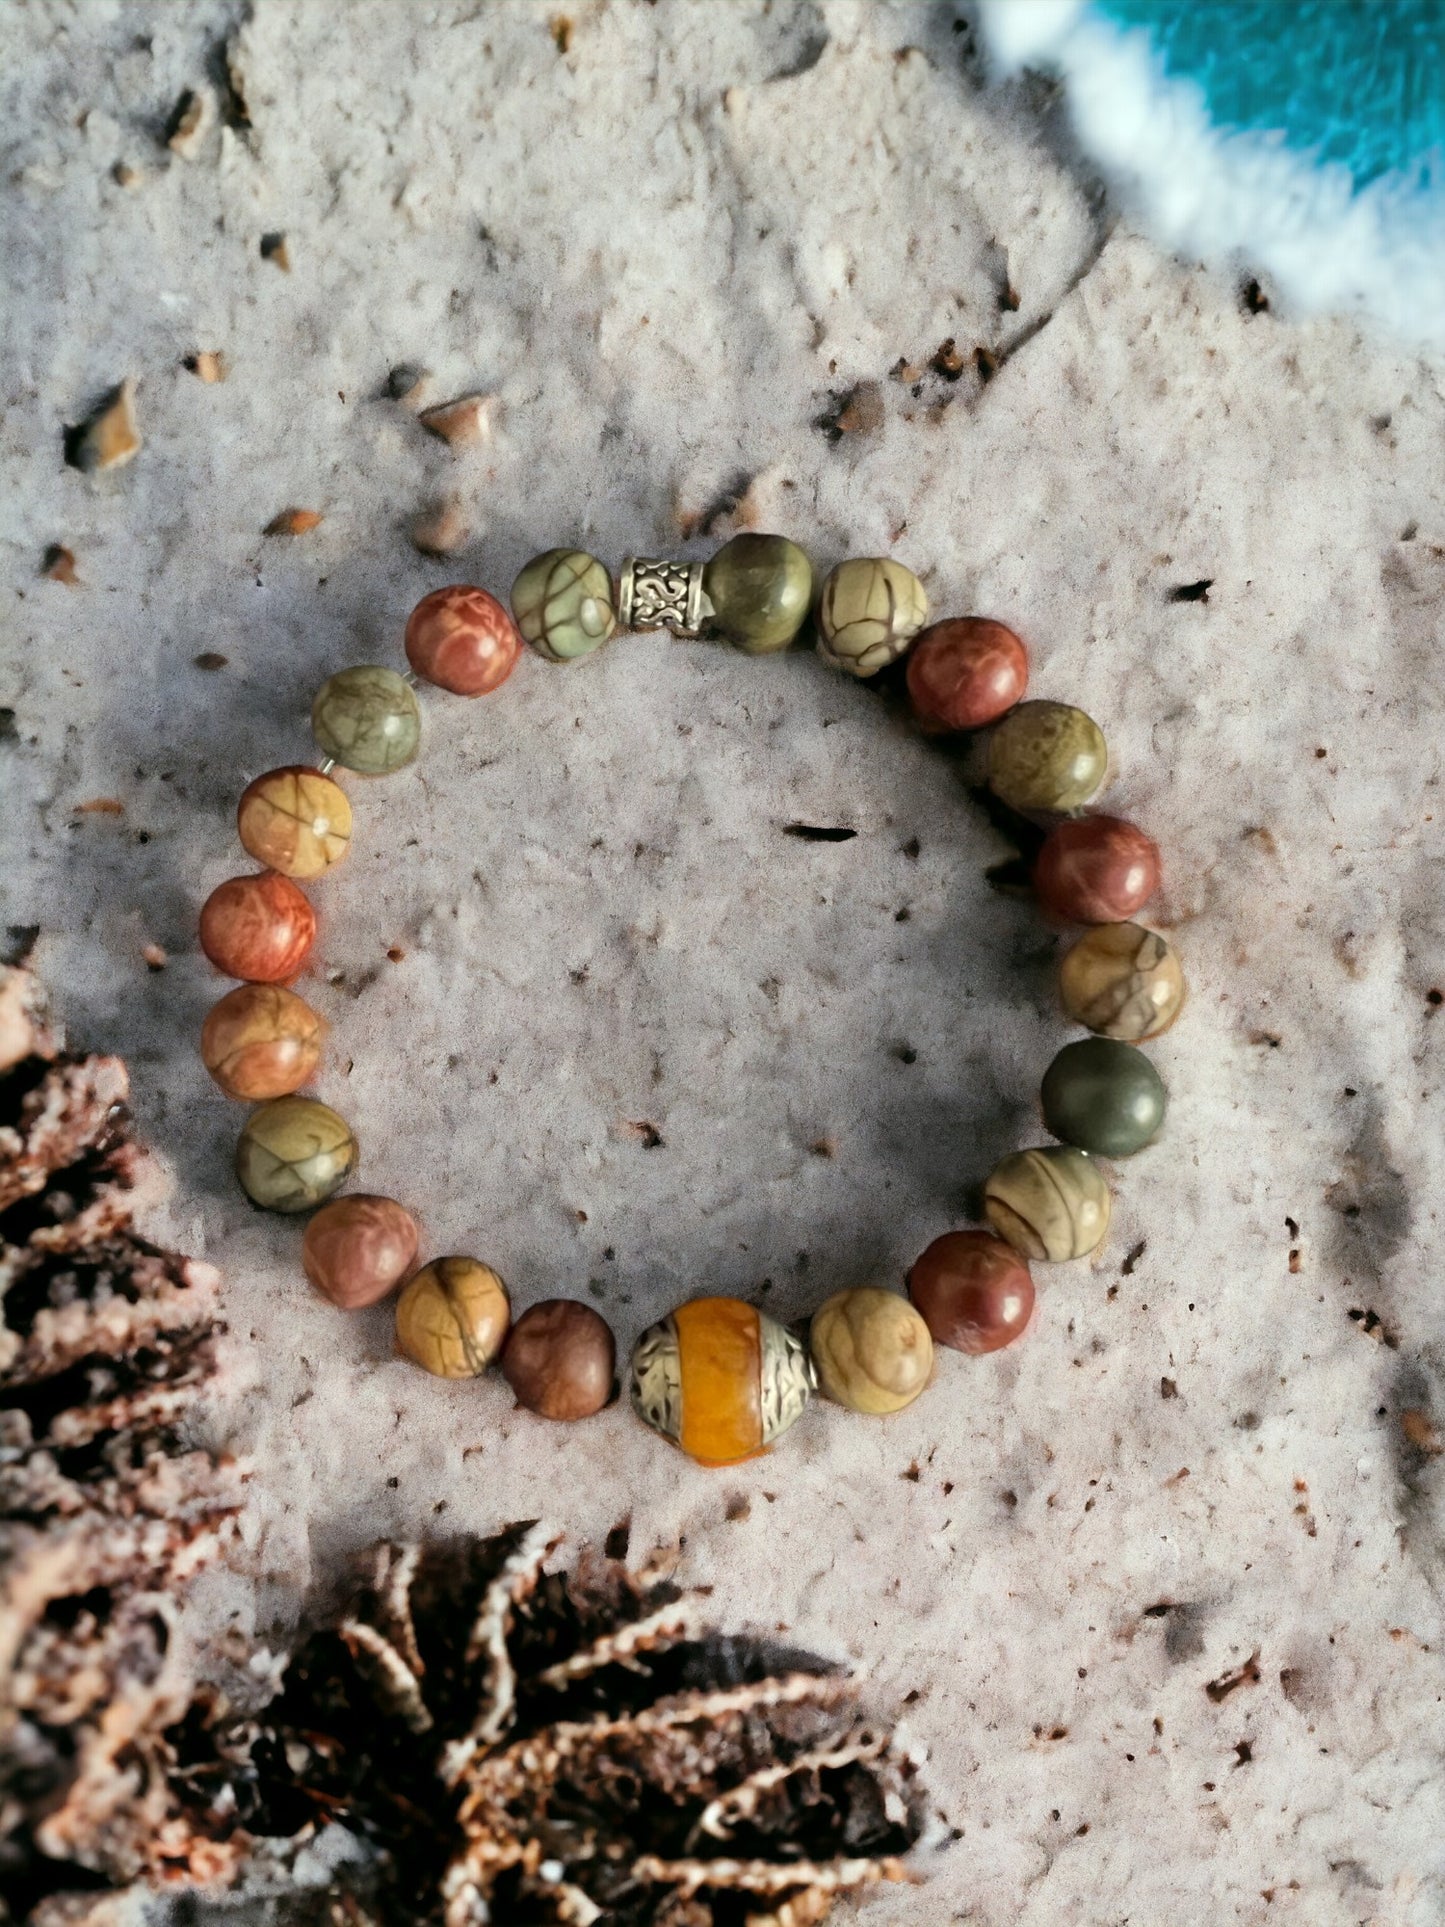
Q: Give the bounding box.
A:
[1097,0,1444,187]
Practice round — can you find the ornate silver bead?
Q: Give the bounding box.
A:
[628,1299,815,1459]
[618,556,712,637]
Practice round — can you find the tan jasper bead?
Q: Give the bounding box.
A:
[984,1147,1111,1262]
[237,766,352,880]
[395,1256,511,1379]
[810,1287,933,1415]
[816,558,928,677]
[1059,922,1184,1039]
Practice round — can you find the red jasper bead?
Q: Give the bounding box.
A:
[906,617,1029,732]
[1033,814,1161,923]
[405,585,521,697]
[908,1230,1035,1354]
[199,872,317,983]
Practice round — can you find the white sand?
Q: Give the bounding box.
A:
[3,2,1445,1921]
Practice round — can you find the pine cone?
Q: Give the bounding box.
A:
[0,966,246,1920]
[204,1524,926,1926]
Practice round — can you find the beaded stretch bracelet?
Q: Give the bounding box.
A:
[197,536,1182,1465]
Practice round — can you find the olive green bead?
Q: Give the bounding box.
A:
[987,700,1107,813]
[984,1146,1111,1261]
[511,548,616,662]
[235,1096,357,1212]
[1041,1037,1166,1157]
[1059,922,1184,1040]
[702,533,813,654]
[311,666,420,776]
[816,557,928,676]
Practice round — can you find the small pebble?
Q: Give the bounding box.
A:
[419,393,497,446]
[141,942,168,972]
[264,508,323,536]
[260,232,290,270]
[388,363,433,409]
[42,545,78,585]
[166,87,212,158]
[66,380,141,473]
[184,351,226,383]
[411,497,470,556]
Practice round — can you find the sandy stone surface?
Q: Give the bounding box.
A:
[4,2,1445,1921]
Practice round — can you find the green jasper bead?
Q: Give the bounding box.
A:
[511,548,616,662]
[988,700,1107,813]
[312,666,420,776]
[236,1096,357,1212]
[702,533,813,654]
[1041,1037,1166,1157]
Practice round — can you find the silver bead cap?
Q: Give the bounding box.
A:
[618,556,712,637]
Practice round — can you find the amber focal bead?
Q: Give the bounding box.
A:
[987,700,1107,813]
[302,1194,419,1309]
[676,1296,763,1463]
[235,1096,357,1212]
[501,1299,616,1420]
[395,1256,511,1378]
[906,618,1029,732]
[405,585,522,696]
[1034,815,1161,923]
[200,984,324,1101]
[237,766,352,880]
[630,1296,813,1465]
[1059,921,1184,1040]
[810,1287,933,1414]
[908,1230,1035,1354]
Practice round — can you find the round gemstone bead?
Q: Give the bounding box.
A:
[1034,815,1161,923]
[810,1287,933,1415]
[906,618,1028,732]
[311,665,421,776]
[302,1194,419,1309]
[199,872,317,983]
[237,767,352,880]
[629,1296,813,1465]
[405,585,522,696]
[702,533,813,654]
[987,700,1107,813]
[907,1230,1035,1354]
[816,557,928,676]
[511,549,616,662]
[1059,922,1184,1040]
[395,1256,510,1378]
[1041,1037,1167,1158]
[200,983,324,1101]
[984,1146,1111,1261]
[235,1096,357,1213]
[501,1299,616,1420]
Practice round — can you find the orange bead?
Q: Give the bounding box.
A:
[675,1296,764,1466]
[405,585,521,696]
[236,766,352,880]
[199,872,317,983]
[200,983,325,1101]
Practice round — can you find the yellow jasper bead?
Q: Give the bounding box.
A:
[629,1295,814,1465]
[1059,921,1185,1040]
[810,1287,933,1414]
[984,1146,1111,1261]
[235,1096,357,1213]
[816,557,928,677]
[237,765,352,880]
[395,1256,511,1379]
